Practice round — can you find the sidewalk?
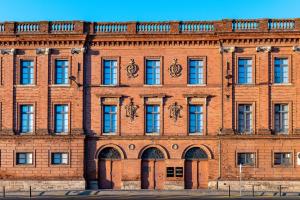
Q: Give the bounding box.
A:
[1,189,300,198]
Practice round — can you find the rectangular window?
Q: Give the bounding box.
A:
[238,58,252,84]
[237,153,255,166]
[189,59,203,84]
[274,152,292,166]
[55,60,69,84]
[189,105,203,134]
[16,152,32,165]
[103,60,117,85]
[275,104,288,133]
[146,105,160,134]
[146,60,160,85]
[51,153,68,165]
[20,105,34,134]
[175,167,183,177]
[20,60,34,85]
[238,104,252,133]
[166,167,175,177]
[54,105,69,133]
[274,58,288,84]
[103,105,117,134]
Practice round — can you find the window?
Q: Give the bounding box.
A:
[189,59,203,84]
[51,153,68,165]
[54,105,69,133]
[55,60,69,84]
[274,58,288,84]
[103,105,117,134]
[20,105,34,134]
[166,167,183,177]
[237,153,255,166]
[238,58,252,84]
[238,104,252,133]
[175,167,183,177]
[274,152,292,166]
[275,104,288,134]
[103,60,117,85]
[146,60,160,85]
[20,60,34,85]
[146,105,160,134]
[166,167,175,177]
[189,105,203,134]
[16,153,32,165]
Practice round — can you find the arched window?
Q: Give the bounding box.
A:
[141,147,165,160]
[184,147,208,160]
[99,147,121,160]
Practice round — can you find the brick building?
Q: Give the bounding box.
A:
[0,19,300,191]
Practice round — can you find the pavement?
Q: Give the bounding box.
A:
[1,189,300,199]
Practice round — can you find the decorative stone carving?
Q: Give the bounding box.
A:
[126,59,139,78]
[129,144,135,150]
[169,58,182,77]
[36,48,50,55]
[168,102,183,122]
[172,144,179,150]
[219,46,235,53]
[256,46,272,52]
[0,48,15,55]
[293,46,300,52]
[71,47,86,54]
[125,98,139,121]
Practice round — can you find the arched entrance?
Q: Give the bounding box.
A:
[98,147,122,189]
[184,147,209,189]
[141,147,165,189]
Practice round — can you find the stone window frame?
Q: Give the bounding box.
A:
[51,102,71,135]
[144,56,164,86]
[235,101,256,135]
[187,56,207,86]
[235,151,257,168]
[15,102,36,135]
[272,151,294,168]
[100,56,120,86]
[49,150,71,167]
[184,94,208,136]
[98,95,122,136]
[271,101,293,135]
[50,56,72,86]
[14,150,35,167]
[235,54,256,85]
[15,56,37,86]
[140,94,166,136]
[271,54,292,85]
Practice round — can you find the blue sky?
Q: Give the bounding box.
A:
[0,0,299,22]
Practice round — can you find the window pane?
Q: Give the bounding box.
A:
[146,60,160,85]
[55,60,69,84]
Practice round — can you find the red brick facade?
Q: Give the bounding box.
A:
[0,19,300,191]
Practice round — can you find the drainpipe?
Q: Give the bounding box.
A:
[218,42,224,189]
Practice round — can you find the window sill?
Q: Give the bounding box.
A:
[102,133,117,136]
[15,164,35,167]
[273,165,293,168]
[188,133,203,136]
[187,84,206,87]
[99,84,119,87]
[53,132,69,136]
[50,164,70,167]
[15,84,36,87]
[236,164,256,168]
[272,83,293,86]
[235,84,255,87]
[143,84,163,87]
[49,84,71,88]
[145,133,160,136]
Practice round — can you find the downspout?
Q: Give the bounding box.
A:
[218,41,224,189]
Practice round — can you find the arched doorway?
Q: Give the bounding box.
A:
[141,147,165,189]
[98,147,122,189]
[184,147,209,189]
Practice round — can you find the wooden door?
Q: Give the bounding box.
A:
[141,160,165,189]
[185,160,208,189]
[99,160,122,189]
